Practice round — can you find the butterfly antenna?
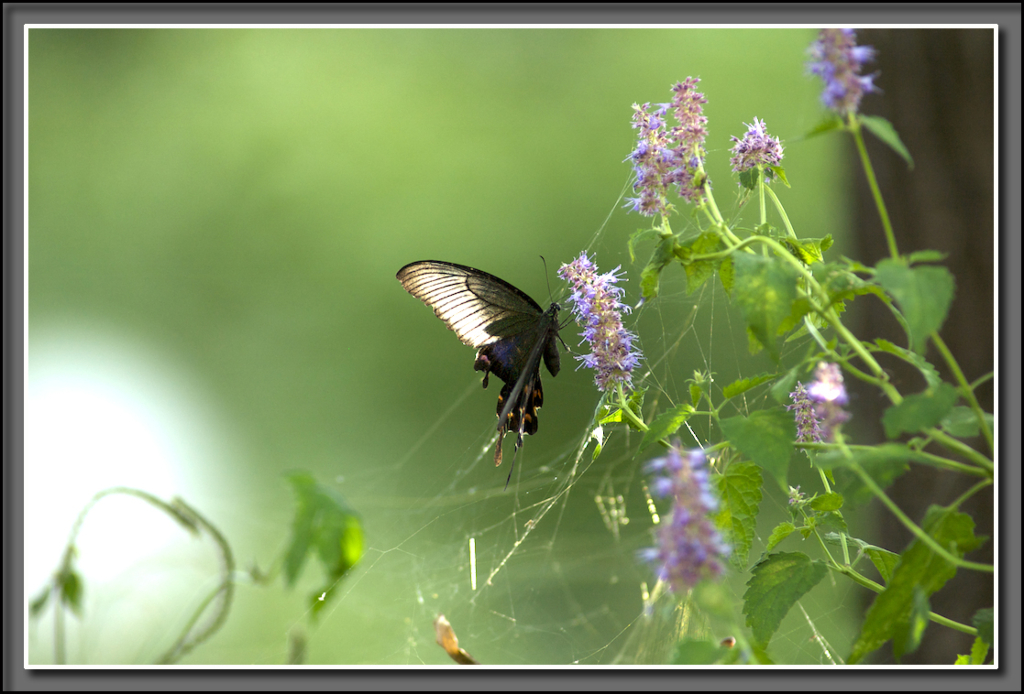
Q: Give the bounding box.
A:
[540,255,558,304]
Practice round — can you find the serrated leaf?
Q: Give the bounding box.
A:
[940,406,992,439]
[717,255,735,295]
[639,235,677,301]
[818,510,847,534]
[783,238,825,265]
[958,637,989,665]
[677,231,725,295]
[720,408,796,490]
[765,522,796,552]
[639,404,694,454]
[689,383,702,407]
[714,461,763,570]
[599,387,646,427]
[865,546,900,584]
[628,227,667,263]
[861,115,914,168]
[848,506,982,663]
[875,259,955,354]
[722,373,776,400]
[733,253,799,361]
[743,552,828,647]
[882,382,960,439]
[874,338,942,388]
[738,168,760,191]
[810,492,844,512]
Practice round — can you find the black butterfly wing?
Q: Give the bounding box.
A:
[397,261,561,467]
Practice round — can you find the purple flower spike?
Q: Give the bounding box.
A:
[624,77,710,214]
[806,29,879,115]
[558,252,642,392]
[788,362,851,443]
[729,117,784,177]
[640,443,730,594]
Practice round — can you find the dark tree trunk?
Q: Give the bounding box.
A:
[847,28,995,664]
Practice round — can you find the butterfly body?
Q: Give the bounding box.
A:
[397,260,561,468]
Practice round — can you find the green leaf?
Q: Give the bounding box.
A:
[743,552,828,647]
[874,338,942,388]
[638,234,677,301]
[874,259,955,353]
[713,461,763,570]
[29,587,51,618]
[765,521,796,552]
[738,168,760,191]
[860,115,914,168]
[882,382,959,439]
[733,253,799,361]
[689,383,702,407]
[973,608,994,646]
[598,387,646,428]
[671,638,731,665]
[628,227,666,263]
[940,406,992,439]
[770,366,799,405]
[677,231,726,294]
[864,545,900,584]
[848,506,982,663]
[58,567,84,617]
[768,164,790,188]
[639,404,694,454]
[284,472,364,589]
[717,255,735,295]
[892,587,930,660]
[782,237,828,265]
[954,637,989,665]
[804,116,845,139]
[810,492,844,512]
[720,408,796,490]
[722,373,776,400]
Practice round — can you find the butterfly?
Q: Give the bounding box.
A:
[397,261,562,479]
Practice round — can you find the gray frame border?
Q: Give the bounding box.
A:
[4,3,1020,691]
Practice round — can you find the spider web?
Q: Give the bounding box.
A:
[307,201,867,667]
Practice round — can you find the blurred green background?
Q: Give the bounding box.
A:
[27,28,859,665]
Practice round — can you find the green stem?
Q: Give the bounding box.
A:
[847,460,992,573]
[930,331,994,453]
[763,185,797,239]
[829,564,976,636]
[924,428,994,472]
[849,114,900,259]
